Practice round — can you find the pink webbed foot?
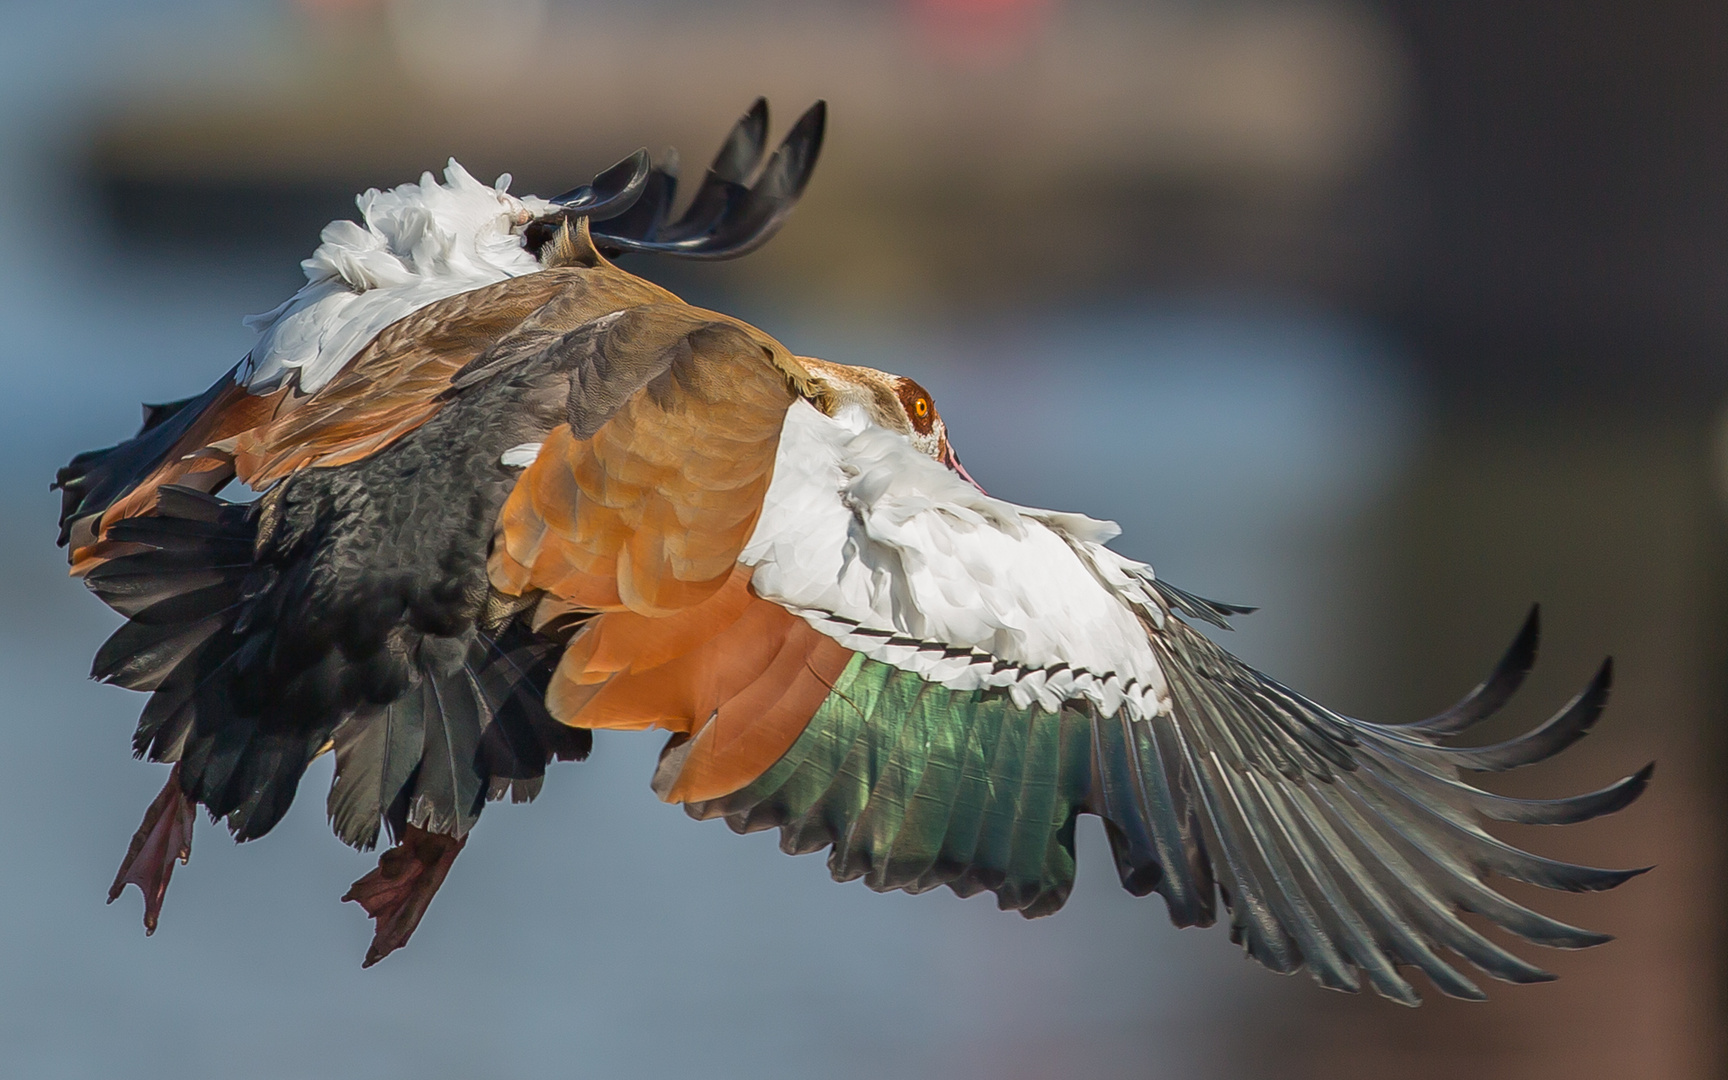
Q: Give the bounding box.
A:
[108,764,196,935]
[342,826,466,968]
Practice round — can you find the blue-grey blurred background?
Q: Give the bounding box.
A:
[0,1,1719,1077]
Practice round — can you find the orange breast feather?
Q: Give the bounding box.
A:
[548,566,853,803]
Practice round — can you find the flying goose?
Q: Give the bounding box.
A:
[54,100,1650,1002]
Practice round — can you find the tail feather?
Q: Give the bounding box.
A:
[329,695,426,851]
[87,486,588,849]
[204,727,328,843]
[91,615,230,691]
[474,623,593,804]
[86,569,242,619]
[406,665,488,838]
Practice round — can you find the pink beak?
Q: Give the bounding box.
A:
[943,443,987,495]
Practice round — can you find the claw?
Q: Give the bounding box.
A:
[108,764,195,936]
[342,826,466,968]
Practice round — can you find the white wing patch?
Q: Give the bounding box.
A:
[242,161,554,395]
[500,442,543,468]
[741,401,1174,720]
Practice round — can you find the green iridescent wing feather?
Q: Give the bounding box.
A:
[683,606,1651,1005]
[686,655,1093,916]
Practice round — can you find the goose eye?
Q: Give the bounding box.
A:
[913,398,930,418]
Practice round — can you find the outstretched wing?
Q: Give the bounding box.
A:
[533,396,1649,1005]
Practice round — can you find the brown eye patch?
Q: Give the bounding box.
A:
[894,377,937,435]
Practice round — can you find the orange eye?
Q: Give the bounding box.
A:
[914,398,930,418]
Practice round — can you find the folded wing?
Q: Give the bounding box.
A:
[55,100,826,573]
[486,305,860,802]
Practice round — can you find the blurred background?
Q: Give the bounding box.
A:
[0,0,1720,1076]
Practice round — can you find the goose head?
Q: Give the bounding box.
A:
[797,356,985,492]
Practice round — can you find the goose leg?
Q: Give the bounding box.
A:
[342,826,466,968]
[107,764,195,935]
